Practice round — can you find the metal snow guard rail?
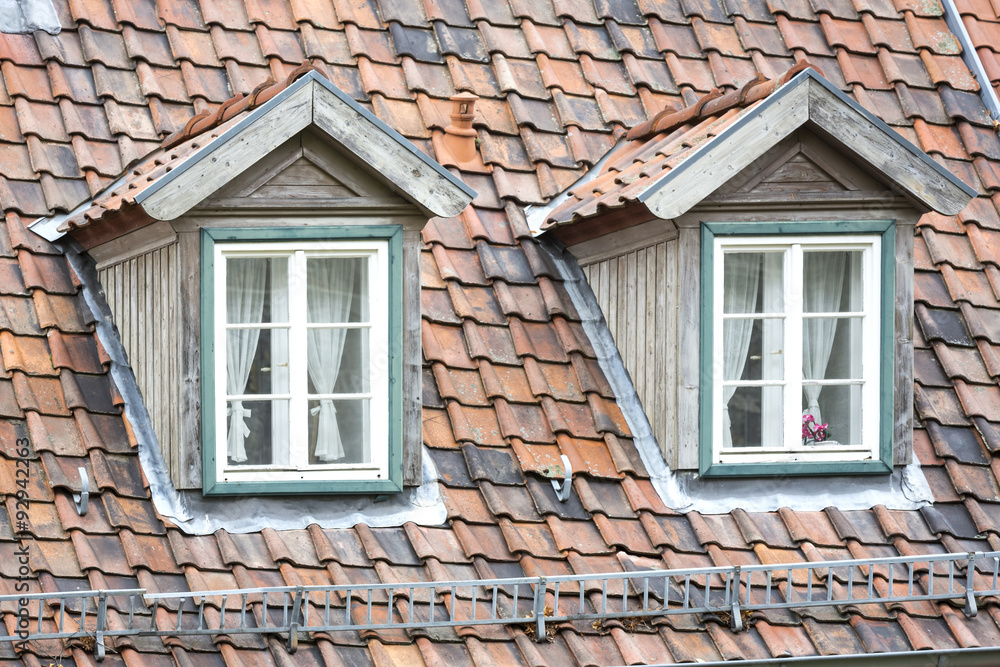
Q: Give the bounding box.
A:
[4,550,999,659]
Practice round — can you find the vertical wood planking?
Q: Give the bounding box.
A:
[98,242,183,484]
[579,239,677,463]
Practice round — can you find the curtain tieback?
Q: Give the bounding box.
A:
[310,399,337,417]
[227,402,252,438]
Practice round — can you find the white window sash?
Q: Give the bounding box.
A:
[712,234,881,465]
[213,240,391,484]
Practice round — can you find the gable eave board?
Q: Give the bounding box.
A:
[135,71,475,221]
[136,78,314,221]
[639,70,977,220]
[309,74,476,216]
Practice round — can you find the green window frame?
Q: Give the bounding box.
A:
[699,220,895,478]
[201,226,404,495]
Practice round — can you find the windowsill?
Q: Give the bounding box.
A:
[204,476,404,496]
[716,445,877,465]
[701,458,893,478]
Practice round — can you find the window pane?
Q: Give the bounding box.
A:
[803,250,862,313]
[724,318,783,381]
[226,329,289,395]
[723,251,783,314]
[309,399,370,464]
[307,328,370,395]
[226,399,289,466]
[726,386,783,448]
[307,257,368,323]
[803,317,862,380]
[802,384,862,446]
[226,257,288,323]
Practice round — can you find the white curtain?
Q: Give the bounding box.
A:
[308,260,356,462]
[802,253,847,425]
[723,254,761,447]
[226,259,267,463]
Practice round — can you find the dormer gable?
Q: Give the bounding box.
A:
[539,65,974,244]
[30,68,474,247]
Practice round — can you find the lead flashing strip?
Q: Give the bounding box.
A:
[941,0,1000,123]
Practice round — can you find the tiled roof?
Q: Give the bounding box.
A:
[1,0,1000,664]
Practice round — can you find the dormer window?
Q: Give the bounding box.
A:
[704,225,891,472]
[45,70,475,497]
[538,64,974,479]
[207,232,398,488]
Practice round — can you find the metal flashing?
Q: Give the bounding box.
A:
[28,173,129,242]
[941,0,1000,122]
[0,0,60,34]
[526,137,626,236]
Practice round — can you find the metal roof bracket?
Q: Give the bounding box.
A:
[287,587,303,653]
[550,455,573,502]
[72,466,89,516]
[730,565,744,632]
[965,552,980,617]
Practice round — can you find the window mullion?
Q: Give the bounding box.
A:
[289,251,309,468]
[785,245,803,450]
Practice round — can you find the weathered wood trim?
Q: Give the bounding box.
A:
[204,132,407,209]
[136,74,475,222]
[709,130,888,204]
[894,216,918,465]
[675,223,701,469]
[91,220,178,269]
[198,197,415,211]
[402,228,423,486]
[569,218,678,265]
[806,82,973,215]
[214,136,305,200]
[178,229,203,488]
[549,204,658,248]
[176,214,428,232]
[141,82,315,221]
[311,84,471,218]
[643,81,811,220]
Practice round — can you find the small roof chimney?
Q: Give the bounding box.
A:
[433,93,488,173]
